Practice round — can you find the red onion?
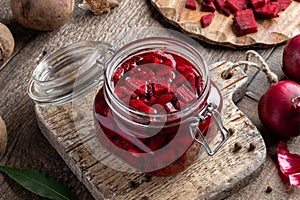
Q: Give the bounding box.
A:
[258,80,300,138]
[282,34,300,83]
[277,141,300,186]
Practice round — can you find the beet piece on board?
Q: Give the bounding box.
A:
[201,1,216,12]
[255,4,279,18]
[185,0,197,10]
[200,13,215,28]
[250,0,270,9]
[233,9,258,36]
[226,0,249,12]
[214,0,231,16]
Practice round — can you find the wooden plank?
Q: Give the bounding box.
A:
[35,62,266,200]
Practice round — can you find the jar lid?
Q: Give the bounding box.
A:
[28,41,114,106]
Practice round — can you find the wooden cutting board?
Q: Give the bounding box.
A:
[34,61,266,200]
[150,0,300,48]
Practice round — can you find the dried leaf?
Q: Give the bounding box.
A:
[0,166,77,200]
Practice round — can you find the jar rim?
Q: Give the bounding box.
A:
[104,37,211,119]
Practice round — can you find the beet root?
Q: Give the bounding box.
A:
[10,0,75,31]
[0,23,14,64]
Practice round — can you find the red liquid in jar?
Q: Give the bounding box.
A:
[94,50,219,176]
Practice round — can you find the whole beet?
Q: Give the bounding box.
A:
[10,0,75,31]
[0,23,14,63]
[0,116,7,157]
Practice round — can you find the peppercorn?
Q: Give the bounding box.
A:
[266,185,273,193]
[248,142,256,151]
[233,142,242,153]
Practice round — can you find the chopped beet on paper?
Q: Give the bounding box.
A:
[214,0,231,16]
[185,0,197,10]
[201,1,216,12]
[226,0,249,12]
[233,9,258,36]
[255,4,279,18]
[201,13,215,28]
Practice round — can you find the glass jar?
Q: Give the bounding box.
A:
[28,37,230,176]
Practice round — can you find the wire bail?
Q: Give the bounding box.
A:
[189,103,231,156]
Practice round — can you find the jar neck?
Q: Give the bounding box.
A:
[104,37,211,125]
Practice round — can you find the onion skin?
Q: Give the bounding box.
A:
[282,34,300,83]
[258,80,300,138]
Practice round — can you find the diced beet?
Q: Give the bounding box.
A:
[164,102,178,113]
[272,0,292,12]
[95,102,109,117]
[176,64,193,73]
[154,93,176,105]
[150,135,168,151]
[129,99,157,114]
[214,0,231,16]
[250,0,270,9]
[201,1,216,12]
[125,77,146,91]
[176,84,196,103]
[149,96,157,106]
[188,73,196,92]
[233,9,258,36]
[115,85,132,99]
[255,4,279,18]
[200,13,215,28]
[150,76,170,90]
[226,0,249,12]
[156,68,174,79]
[152,84,169,96]
[135,85,148,96]
[113,67,124,83]
[181,70,195,80]
[121,62,135,72]
[185,0,197,10]
[153,57,162,64]
[129,70,148,79]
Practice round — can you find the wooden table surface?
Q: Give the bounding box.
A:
[0,0,299,199]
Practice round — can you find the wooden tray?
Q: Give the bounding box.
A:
[150,0,300,48]
[35,62,266,200]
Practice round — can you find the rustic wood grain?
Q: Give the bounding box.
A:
[150,0,300,48]
[0,0,299,199]
[34,62,266,200]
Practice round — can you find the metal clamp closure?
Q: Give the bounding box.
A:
[189,103,231,156]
